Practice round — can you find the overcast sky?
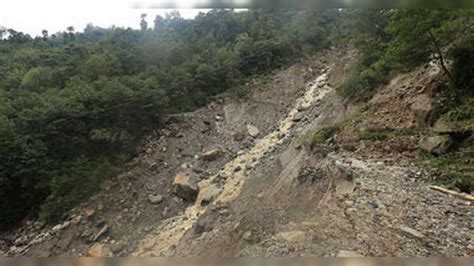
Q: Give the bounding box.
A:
[1,0,212,36]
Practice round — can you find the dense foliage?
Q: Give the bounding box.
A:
[0,10,339,229]
[335,9,474,99]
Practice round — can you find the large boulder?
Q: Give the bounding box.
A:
[201,149,222,161]
[410,94,433,125]
[173,172,199,201]
[247,124,260,138]
[433,119,460,134]
[419,135,452,155]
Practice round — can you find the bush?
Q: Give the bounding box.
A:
[300,125,341,146]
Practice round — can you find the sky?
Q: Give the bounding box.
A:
[0,0,213,36]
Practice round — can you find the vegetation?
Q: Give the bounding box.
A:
[334,9,474,100]
[299,125,341,147]
[0,10,340,230]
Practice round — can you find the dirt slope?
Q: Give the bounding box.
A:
[2,46,472,257]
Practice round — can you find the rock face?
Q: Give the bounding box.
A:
[419,135,452,154]
[247,124,260,138]
[173,172,199,201]
[202,149,222,161]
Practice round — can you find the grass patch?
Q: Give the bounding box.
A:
[417,153,473,193]
[299,125,341,146]
[356,130,390,141]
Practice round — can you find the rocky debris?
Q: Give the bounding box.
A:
[247,124,260,138]
[202,149,222,161]
[173,172,199,201]
[233,132,245,141]
[399,225,425,239]
[148,193,164,204]
[88,243,112,257]
[337,250,363,257]
[419,135,452,154]
[201,184,221,203]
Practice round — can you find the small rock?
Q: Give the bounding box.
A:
[173,172,199,201]
[242,231,252,241]
[292,112,304,122]
[88,243,112,257]
[233,132,245,141]
[276,231,306,243]
[202,149,222,161]
[400,225,425,239]
[110,241,124,254]
[234,165,242,172]
[162,206,169,217]
[247,124,260,138]
[148,194,164,204]
[84,208,95,218]
[201,184,221,203]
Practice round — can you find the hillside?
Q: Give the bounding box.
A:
[1,9,473,257]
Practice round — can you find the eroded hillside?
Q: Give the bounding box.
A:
[2,46,473,257]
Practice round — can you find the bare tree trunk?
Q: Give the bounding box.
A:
[427,29,460,90]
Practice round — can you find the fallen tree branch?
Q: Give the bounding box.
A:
[429,185,474,201]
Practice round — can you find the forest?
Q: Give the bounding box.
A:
[0,9,473,230]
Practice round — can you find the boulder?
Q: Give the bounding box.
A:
[247,124,260,138]
[173,172,199,201]
[410,94,433,125]
[201,149,222,161]
[419,135,452,155]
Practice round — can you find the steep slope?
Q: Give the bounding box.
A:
[2,46,472,257]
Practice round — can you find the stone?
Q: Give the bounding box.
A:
[88,243,112,257]
[296,103,309,112]
[162,206,169,217]
[337,250,363,257]
[242,230,253,241]
[110,241,125,254]
[400,225,425,239]
[234,165,242,172]
[202,149,222,161]
[419,135,452,155]
[84,207,95,218]
[173,172,199,201]
[148,194,164,204]
[233,132,245,141]
[247,124,260,138]
[90,225,109,242]
[201,184,221,203]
